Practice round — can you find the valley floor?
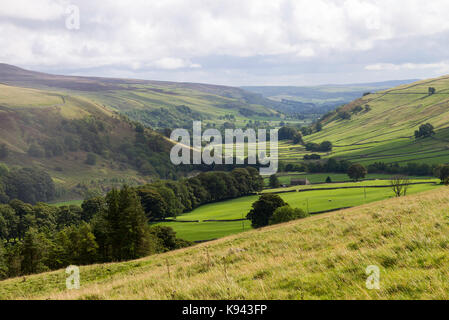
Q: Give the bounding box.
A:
[156,179,439,241]
[1,187,448,300]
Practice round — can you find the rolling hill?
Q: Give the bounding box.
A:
[0,64,280,129]
[1,186,448,300]
[278,76,449,166]
[0,63,282,201]
[0,81,179,200]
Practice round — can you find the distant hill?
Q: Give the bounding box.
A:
[0,64,279,129]
[304,76,449,165]
[0,81,184,200]
[242,80,418,114]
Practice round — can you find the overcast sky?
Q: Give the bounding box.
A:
[2,0,449,86]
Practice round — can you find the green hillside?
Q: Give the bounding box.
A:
[1,186,448,300]
[0,64,280,129]
[280,76,449,165]
[0,83,178,199]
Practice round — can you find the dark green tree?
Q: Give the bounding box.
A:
[247,194,287,228]
[348,164,367,181]
[435,164,449,185]
[137,188,168,220]
[269,175,280,188]
[21,228,49,275]
[148,226,178,253]
[0,242,7,279]
[81,197,106,222]
[105,186,153,261]
[414,123,435,139]
[269,205,309,225]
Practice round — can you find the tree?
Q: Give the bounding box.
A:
[246,194,287,228]
[21,228,49,275]
[305,141,332,152]
[435,164,449,185]
[67,223,98,265]
[269,206,309,225]
[428,87,436,95]
[415,123,435,139]
[269,175,280,188]
[138,188,168,220]
[325,176,332,183]
[319,141,333,152]
[390,175,410,197]
[81,197,106,222]
[148,226,178,253]
[338,111,351,120]
[0,242,7,279]
[279,127,303,144]
[105,186,153,261]
[347,164,367,181]
[316,123,323,132]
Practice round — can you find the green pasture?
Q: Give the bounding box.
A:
[263,172,434,186]
[156,180,440,241]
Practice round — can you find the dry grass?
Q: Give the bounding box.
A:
[1,187,449,300]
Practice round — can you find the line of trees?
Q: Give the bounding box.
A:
[0,168,264,280]
[279,158,438,178]
[305,141,333,152]
[137,167,264,220]
[0,186,191,280]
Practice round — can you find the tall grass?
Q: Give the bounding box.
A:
[1,187,448,300]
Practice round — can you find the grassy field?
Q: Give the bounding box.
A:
[49,200,84,207]
[156,180,440,241]
[275,76,449,165]
[263,172,433,186]
[1,186,448,300]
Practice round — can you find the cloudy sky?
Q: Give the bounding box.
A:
[2,0,449,86]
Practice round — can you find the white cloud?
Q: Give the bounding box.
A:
[2,0,449,84]
[151,58,201,70]
[365,62,449,73]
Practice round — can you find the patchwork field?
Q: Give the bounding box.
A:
[2,186,448,300]
[276,76,449,165]
[156,179,440,241]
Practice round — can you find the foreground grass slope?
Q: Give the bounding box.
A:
[1,187,448,300]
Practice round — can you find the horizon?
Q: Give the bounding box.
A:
[0,62,423,88]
